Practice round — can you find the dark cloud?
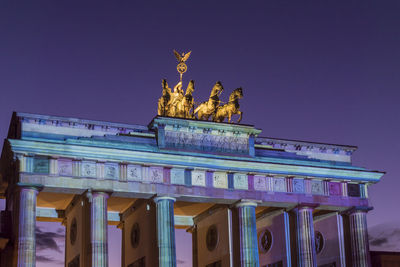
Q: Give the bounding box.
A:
[36,255,56,263]
[370,237,388,246]
[36,226,64,253]
[36,254,64,266]
[369,222,400,251]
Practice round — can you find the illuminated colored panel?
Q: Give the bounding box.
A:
[311,180,324,195]
[234,173,248,190]
[191,170,206,187]
[33,157,49,174]
[213,172,228,189]
[253,175,267,191]
[58,159,73,176]
[328,182,342,196]
[127,164,142,181]
[293,178,304,193]
[273,177,286,192]
[348,183,361,197]
[105,163,119,180]
[81,161,96,178]
[147,166,164,183]
[170,168,185,185]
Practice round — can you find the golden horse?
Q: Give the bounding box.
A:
[213,87,243,123]
[194,81,224,120]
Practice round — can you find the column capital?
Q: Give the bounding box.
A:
[294,202,319,211]
[154,196,176,203]
[235,199,259,208]
[16,182,43,192]
[86,189,111,202]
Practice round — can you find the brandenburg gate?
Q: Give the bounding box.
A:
[0,51,384,266]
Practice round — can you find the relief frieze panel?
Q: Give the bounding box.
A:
[127,165,142,181]
[170,168,185,185]
[164,130,248,154]
[81,161,96,178]
[191,170,206,187]
[144,166,164,183]
[233,173,248,190]
[58,159,73,176]
[105,163,119,180]
[311,180,324,195]
[213,172,228,189]
[293,178,305,193]
[273,177,286,192]
[21,156,366,200]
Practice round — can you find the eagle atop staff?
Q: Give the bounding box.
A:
[174,50,191,63]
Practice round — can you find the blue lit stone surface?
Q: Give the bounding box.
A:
[237,201,260,267]
[154,197,177,267]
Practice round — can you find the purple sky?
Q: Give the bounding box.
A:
[0,1,399,266]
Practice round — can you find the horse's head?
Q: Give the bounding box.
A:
[162,79,172,96]
[186,80,195,93]
[235,87,243,98]
[162,79,169,89]
[229,87,243,102]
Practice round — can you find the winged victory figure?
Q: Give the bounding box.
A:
[173,50,192,63]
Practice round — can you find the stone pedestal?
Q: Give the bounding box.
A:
[16,187,39,267]
[236,201,260,267]
[154,197,176,267]
[348,207,371,267]
[294,204,317,267]
[89,192,109,267]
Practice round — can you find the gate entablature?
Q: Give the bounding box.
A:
[0,112,383,211]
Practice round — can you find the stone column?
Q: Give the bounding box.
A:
[294,204,317,267]
[154,196,176,267]
[16,187,39,267]
[89,191,109,267]
[236,200,260,267]
[348,207,372,267]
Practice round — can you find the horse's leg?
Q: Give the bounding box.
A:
[237,111,242,123]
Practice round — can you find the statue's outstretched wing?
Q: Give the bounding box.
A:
[173,50,182,62]
[182,51,191,62]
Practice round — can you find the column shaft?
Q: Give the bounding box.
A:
[155,197,176,267]
[349,210,371,267]
[237,201,259,267]
[90,192,109,267]
[17,187,39,267]
[295,206,317,267]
